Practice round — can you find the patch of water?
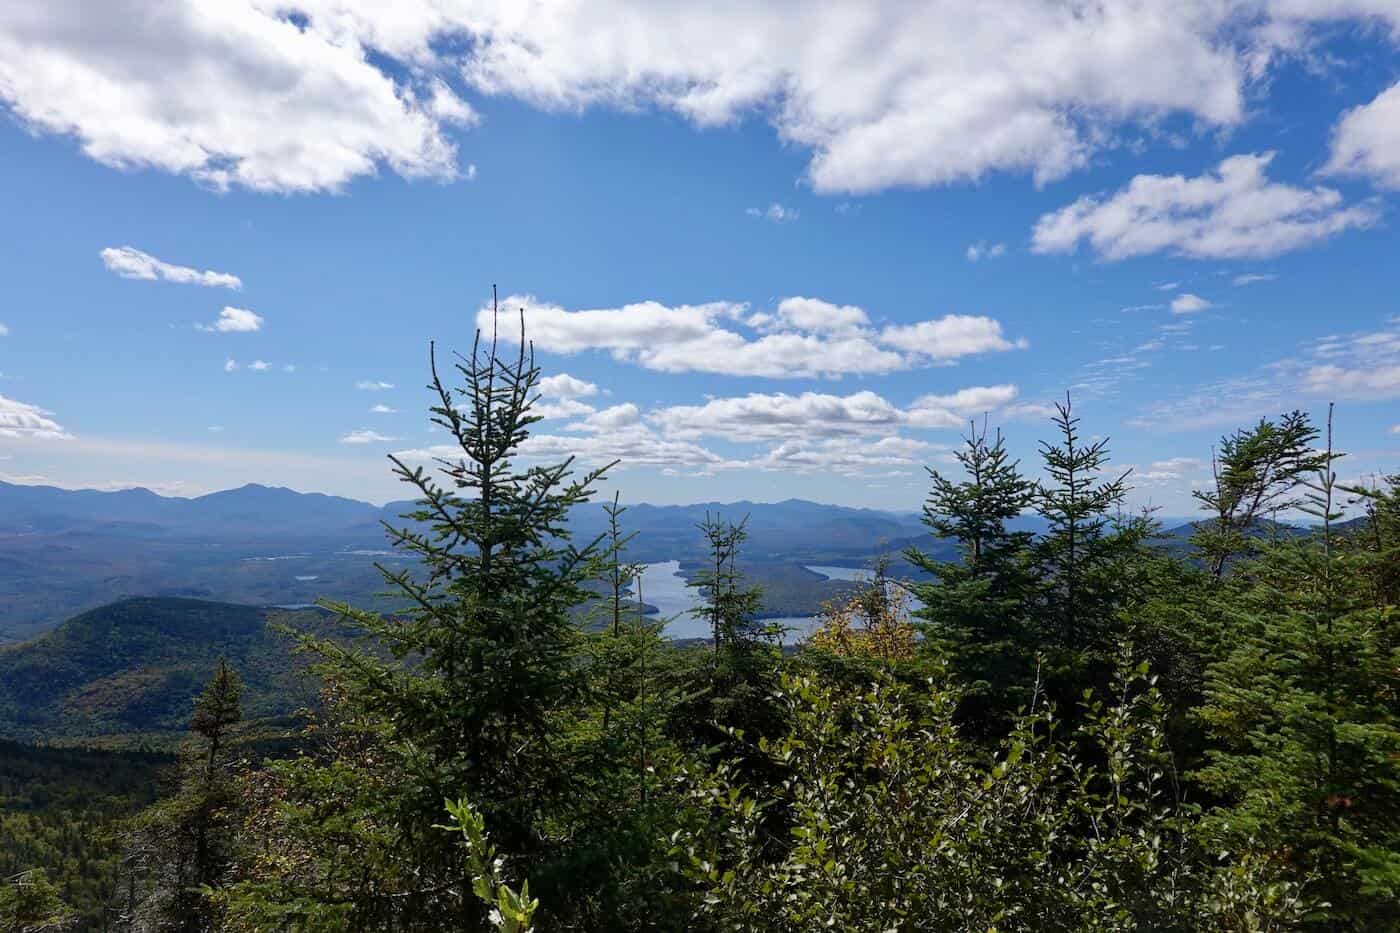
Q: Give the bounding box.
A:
[634,561,819,643]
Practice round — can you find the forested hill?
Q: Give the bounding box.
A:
[0,598,326,742]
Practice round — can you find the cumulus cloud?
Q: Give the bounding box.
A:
[878,316,1026,360]
[516,428,736,470]
[538,373,599,399]
[1326,81,1400,189]
[1032,153,1378,260]
[369,404,398,414]
[223,359,239,373]
[197,306,263,333]
[454,1,1253,192]
[100,246,241,288]
[248,360,270,371]
[648,385,1025,441]
[746,203,799,222]
[356,380,395,391]
[907,384,1021,426]
[770,297,870,335]
[570,403,642,433]
[966,242,1007,262]
[752,436,938,475]
[482,294,1024,378]
[0,323,8,336]
[535,398,596,421]
[0,393,70,439]
[651,391,904,441]
[10,4,1392,197]
[1171,293,1213,314]
[2,4,467,193]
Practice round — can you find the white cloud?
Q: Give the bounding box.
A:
[0,323,8,336]
[99,246,241,288]
[651,391,904,441]
[223,359,239,373]
[517,428,736,470]
[1032,153,1379,261]
[879,315,1026,360]
[1392,424,1400,435]
[752,436,938,475]
[455,1,1253,191]
[483,294,1023,379]
[197,306,263,333]
[570,403,641,432]
[8,6,1400,198]
[1304,364,1400,399]
[341,429,398,444]
[1297,323,1400,400]
[966,242,1007,262]
[771,297,870,334]
[746,203,799,222]
[907,384,1021,426]
[1171,293,1213,314]
[3,5,466,193]
[1326,81,1400,189]
[1155,282,1181,291]
[248,359,270,371]
[538,373,599,399]
[1137,320,1400,430]
[0,393,70,439]
[282,363,296,373]
[1137,456,1209,481]
[356,380,395,391]
[1232,272,1276,286]
[647,384,1025,442]
[535,398,596,421]
[369,403,398,414]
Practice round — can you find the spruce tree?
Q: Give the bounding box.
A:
[1031,397,1153,699]
[251,307,614,926]
[1192,410,1324,578]
[126,660,244,932]
[1197,408,1400,926]
[907,421,1038,724]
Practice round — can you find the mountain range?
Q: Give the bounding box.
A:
[0,481,947,641]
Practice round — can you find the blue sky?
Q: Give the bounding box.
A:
[1,3,1398,514]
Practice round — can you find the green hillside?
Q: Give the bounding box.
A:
[0,598,326,741]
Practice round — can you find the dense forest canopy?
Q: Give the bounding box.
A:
[3,320,1397,932]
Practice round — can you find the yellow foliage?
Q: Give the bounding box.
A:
[806,583,915,663]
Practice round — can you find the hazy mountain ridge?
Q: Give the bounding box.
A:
[0,480,1328,643]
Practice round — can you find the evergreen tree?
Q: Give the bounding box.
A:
[1197,408,1400,926]
[1192,410,1325,578]
[1031,397,1152,697]
[906,421,1038,720]
[0,869,75,933]
[126,660,244,931]
[681,514,781,754]
[688,514,766,652]
[218,308,640,928]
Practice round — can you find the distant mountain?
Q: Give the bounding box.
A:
[0,598,328,741]
[0,481,381,537]
[0,483,945,639]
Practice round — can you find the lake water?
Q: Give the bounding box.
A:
[633,561,872,642]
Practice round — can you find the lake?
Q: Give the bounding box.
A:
[634,561,870,642]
